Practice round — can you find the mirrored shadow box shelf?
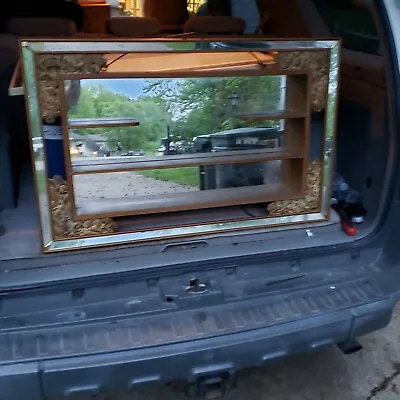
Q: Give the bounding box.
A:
[63,72,311,220]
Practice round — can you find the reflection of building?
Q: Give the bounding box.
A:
[117,0,142,16]
[115,0,205,16]
[187,0,206,13]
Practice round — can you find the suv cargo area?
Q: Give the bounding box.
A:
[0,5,391,265]
[1,1,400,399]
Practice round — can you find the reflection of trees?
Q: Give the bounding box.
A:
[69,76,280,150]
[68,85,171,151]
[144,76,280,141]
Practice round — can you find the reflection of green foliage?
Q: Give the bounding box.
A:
[137,167,199,186]
[36,169,46,193]
[145,76,280,142]
[167,42,197,50]
[69,75,280,151]
[69,85,172,151]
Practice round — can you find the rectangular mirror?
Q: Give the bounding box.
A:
[20,39,340,252]
[62,73,307,219]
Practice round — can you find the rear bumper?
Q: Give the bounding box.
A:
[1,275,399,400]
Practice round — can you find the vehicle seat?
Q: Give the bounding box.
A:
[106,17,160,37]
[183,16,246,35]
[6,17,77,37]
[142,0,188,33]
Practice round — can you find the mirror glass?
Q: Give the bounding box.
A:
[65,75,284,160]
[72,159,298,220]
[65,76,284,161]
[63,74,310,219]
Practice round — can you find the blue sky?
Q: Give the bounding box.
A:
[81,78,148,99]
[80,77,221,99]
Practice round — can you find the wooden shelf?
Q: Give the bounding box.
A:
[286,75,309,116]
[104,51,275,74]
[234,110,307,120]
[68,117,139,129]
[71,148,303,174]
[65,71,313,221]
[74,181,302,220]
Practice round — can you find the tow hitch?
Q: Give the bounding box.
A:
[185,373,237,399]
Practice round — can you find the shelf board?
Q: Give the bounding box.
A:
[74,181,302,220]
[233,110,307,120]
[8,60,24,97]
[104,51,275,74]
[71,148,303,174]
[68,117,140,129]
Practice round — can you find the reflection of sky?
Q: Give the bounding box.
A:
[81,78,149,99]
[81,77,248,99]
[80,76,284,121]
[80,77,231,120]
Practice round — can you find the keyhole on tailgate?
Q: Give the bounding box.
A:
[186,278,208,294]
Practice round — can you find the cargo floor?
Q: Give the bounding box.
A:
[0,168,342,261]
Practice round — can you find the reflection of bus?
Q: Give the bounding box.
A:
[193,127,282,153]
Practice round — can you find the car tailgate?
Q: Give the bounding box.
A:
[0,267,399,399]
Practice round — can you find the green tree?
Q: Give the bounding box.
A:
[68,75,281,152]
[145,75,281,142]
[68,84,172,151]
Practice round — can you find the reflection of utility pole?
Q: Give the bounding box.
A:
[166,125,171,155]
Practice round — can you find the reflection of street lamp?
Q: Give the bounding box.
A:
[228,91,240,128]
[228,91,239,108]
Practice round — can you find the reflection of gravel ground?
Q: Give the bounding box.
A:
[73,172,198,200]
[73,162,284,201]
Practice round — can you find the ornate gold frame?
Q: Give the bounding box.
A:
[20,38,340,253]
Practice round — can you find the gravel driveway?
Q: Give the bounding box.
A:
[73,171,198,201]
[72,161,283,201]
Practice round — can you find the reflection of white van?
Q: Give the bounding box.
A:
[32,137,43,155]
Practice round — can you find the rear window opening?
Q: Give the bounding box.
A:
[0,0,391,263]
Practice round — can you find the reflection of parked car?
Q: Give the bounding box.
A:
[164,144,179,155]
[70,146,81,156]
[98,145,111,157]
[157,146,165,155]
[209,127,281,151]
[193,128,281,153]
[121,150,144,157]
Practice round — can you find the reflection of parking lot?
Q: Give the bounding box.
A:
[38,157,283,200]
[73,171,198,201]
